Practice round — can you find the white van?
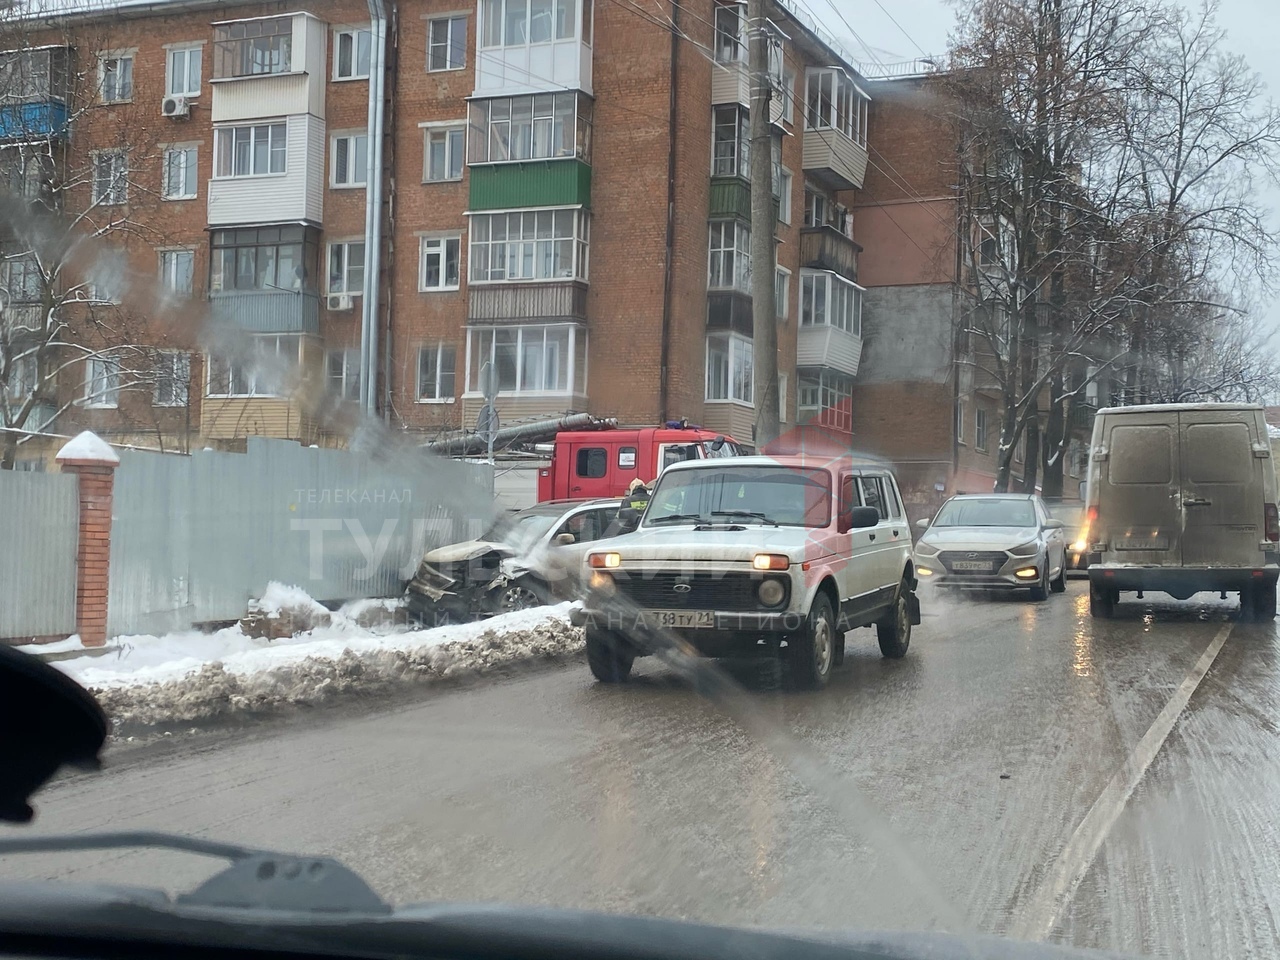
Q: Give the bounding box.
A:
[1084,403,1280,620]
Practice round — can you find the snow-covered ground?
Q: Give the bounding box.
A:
[18,584,584,732]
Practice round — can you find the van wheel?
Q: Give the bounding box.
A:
[1089,581,1115,619]
[1246,581,1277,622]
[586,629,635,683]
[1030,563,1050,602]
[876,581,913,659]
[789,593,835,690]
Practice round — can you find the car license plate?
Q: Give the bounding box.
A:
[951,561,992,571]
[1116,537,1168,550]
[648,610,716,629]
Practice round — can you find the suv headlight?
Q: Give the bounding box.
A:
[1007,541,1040,557]
[757,578,787,607]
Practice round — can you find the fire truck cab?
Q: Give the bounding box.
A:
[535,422,745,502]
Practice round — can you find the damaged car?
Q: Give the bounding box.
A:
[405,497,624,625]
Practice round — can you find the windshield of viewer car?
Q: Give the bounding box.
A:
[646,466,831,526]
[934,498,1036,528]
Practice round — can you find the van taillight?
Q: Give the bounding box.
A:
[1086,506,1098,524]
[1266,503,1279,542]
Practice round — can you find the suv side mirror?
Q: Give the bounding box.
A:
[554,532,577,546]
[848,506,881,530]
[915,518,930,530]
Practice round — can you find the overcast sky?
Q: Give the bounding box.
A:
[831,0,1280,336]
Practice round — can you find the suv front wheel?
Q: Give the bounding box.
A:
[790,593,836,690]
[876,579,913,659]
[586,629,635,683]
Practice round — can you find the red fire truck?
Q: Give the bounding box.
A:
[535,421,746,502]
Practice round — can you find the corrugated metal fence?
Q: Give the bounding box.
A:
[0,470,78,639]
[107,438,492,637]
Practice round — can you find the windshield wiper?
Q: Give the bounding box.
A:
[648,513,705,525]
[711,510,779,526]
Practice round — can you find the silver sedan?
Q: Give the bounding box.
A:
[912,494,1068,601]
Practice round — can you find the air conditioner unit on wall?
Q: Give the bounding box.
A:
[161,95,190,118]
[327,293,354,311]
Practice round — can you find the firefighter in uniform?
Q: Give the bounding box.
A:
[626,478,652,513]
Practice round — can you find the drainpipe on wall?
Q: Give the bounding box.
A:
[360,0,390,416]
[658,0,680,423]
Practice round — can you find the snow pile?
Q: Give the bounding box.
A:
[43,589,583,732]
[1267,422,1280,440]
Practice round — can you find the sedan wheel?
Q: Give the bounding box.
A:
[1029,562,1050,602]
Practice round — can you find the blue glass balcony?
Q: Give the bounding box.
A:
[0,101,69,140]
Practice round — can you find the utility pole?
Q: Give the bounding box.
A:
[747,0,780,449]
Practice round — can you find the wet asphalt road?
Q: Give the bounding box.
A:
[4,579,1279,958]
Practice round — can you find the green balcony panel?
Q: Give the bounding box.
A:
[469,159,591,210]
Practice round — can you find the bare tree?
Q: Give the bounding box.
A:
[0,1,182,468]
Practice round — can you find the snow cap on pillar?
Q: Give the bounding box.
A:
[56,431,120,465]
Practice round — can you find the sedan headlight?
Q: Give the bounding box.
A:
[914,540,940,557]
[1007,540,1040,557]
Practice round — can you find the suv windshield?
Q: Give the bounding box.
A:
[934,498,1035,528]
[645,466,832,527]
[483,511,560,552]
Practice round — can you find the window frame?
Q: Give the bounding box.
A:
[209,226,316,295]
[162,145,198,200]
[158,248,195,298]
[213,121,288,179]
[704,331,753,404]
[423,124,466,182]
[153,350,191,407]
[91,149,128,206]
[975,407,989,453]
[479,0,585,50]
[713,3,745,63]
[98,51,134,103]
[711,104,749,178]
[327,240,366,295]
[419,235,462,292]
[331,132,369,188]
[212,17,293,80]
[326,349,362,402]
[797,369,854,432]
[417,342,458,402]
[775,265,790,321]
[165,44,203,97]
[956,399,967,445]
[465,323,584,396]
[466,92,591,165]
[799,269,863,335]
[428,16,468,71]
[778,167,792,224]
[333,27,372,80]
[205,334,302,398]
[468,208,590,285]
[707,219,750,293]
[83,356,121,409]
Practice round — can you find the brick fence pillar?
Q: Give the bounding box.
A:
[56,431,120,648]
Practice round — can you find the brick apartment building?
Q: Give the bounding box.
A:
[0,0,875,464]
[848,73,1108,516]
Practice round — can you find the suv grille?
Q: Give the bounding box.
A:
[938,550,1009,574]
[613,572,778,610]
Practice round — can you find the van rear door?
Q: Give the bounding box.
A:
[1100,412,1182,566]
[1178,408,1265,567]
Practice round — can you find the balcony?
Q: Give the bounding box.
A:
[474,0,593,97]
[0,46,72,141]
[709,176,779,223]
[209,14,326,122]
[797,324,862,378]
[1071,401,1098,431]
[469,160,591,211]
[707,290,752,335]
[468,281,588,324]
[0,101,68,141]
[209,291,320,334]
[802,128,868,191]
[711,60,749,106]
[800,226,860,281]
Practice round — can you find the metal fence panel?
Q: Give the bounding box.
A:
[0,471,78,639]
[108,438,493,634]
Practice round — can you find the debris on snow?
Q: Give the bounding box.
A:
[241,581,334,639]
